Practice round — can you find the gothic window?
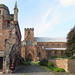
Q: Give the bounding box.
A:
[0,10,1,14]
[37,48,39,51]
[26,41,29,46]
[31,41,32,46]
[5,39,8,48]
[29,40,31,45]
[48,51,51,57]
[7,22,10,27]
[57,44,61,48]
[38,52,41,57]
[54,51,57,56]
[28,31,30,35]
[61,51,63,56]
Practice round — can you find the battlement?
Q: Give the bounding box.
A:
[25,28,34,30]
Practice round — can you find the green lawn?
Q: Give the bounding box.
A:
[32,61,40,66]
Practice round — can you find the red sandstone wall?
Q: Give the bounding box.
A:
[49,59,68,72]
[0,29,9,51]
[49,59,75,73]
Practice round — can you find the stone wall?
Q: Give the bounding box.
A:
[49,59,75,73]
[68,59,75,73]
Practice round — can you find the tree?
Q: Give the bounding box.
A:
[66,26,75,57]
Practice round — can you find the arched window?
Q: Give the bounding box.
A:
[7,22,10,27]
[26,41,29,46]
[5,39,8,48]
[29,40,31,45]
[48,51,51,57]
[28,31,30,35]
[54,51,57,56]
[31,41,32,46]
[61,51,63,56]
[37,48,39,51]
[38,52,41,57]
[0,10,1,14]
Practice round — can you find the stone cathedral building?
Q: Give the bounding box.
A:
[21,28,67,61]
[0,3,21,73]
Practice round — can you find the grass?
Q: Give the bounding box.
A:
[32,61,40,66]
[32,61,65,72]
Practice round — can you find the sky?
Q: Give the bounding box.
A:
[0,0,75,40]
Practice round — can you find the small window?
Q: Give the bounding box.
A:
[5,39,8,48]
[0,10,1,14]
[7,22,10,27]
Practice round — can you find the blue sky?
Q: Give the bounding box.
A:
[0,0,75,40]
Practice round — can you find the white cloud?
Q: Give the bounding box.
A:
[35,9,59,36]
[57,0,75,7]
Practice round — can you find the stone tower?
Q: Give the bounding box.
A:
[0,4,9,30]
[14,1,18,21]
[24,28,34,42]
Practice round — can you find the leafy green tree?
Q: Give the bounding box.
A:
[66,26,75,57]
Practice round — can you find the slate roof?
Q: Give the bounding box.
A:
[0,4,9,11]
[34,37,67,42]
[45,48,66,50]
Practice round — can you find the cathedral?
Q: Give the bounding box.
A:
[0,2,67,73]
[21,28,67,61]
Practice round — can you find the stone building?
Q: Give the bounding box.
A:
[21,28,46,61]
[21,28,67,61]
[0,3,21,73]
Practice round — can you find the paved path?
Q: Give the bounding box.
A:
[0,65,53,75]
[0,65,74,75]
[13,65,53,75]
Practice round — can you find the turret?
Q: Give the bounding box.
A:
[24,28,34,41]
[14,1,18,21]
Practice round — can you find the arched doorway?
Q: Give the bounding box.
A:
[27,53,33,61]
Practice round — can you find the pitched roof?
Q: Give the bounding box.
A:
[0,4,9,11]
[34,37,67,42]
[45,48,66,50]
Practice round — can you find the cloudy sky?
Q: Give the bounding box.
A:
[0,0,75,40]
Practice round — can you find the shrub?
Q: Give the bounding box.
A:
[20,57,25,65]
[24,61,31,66]
[71,56,75,59]
[39,58,48,66]
[47,62,54,67]
[20,57,31,66]
[26,57,31,62]
[32,61,40,66]
[48,66,65,72]
[53,67,65,72]
[48,56,57,59]
[48,66,54,70]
